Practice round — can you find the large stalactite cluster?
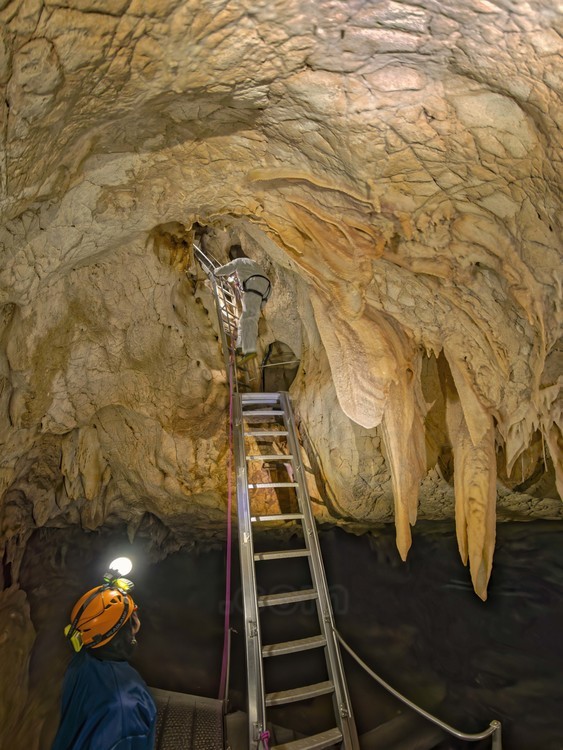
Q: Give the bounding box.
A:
[0,0,561,741]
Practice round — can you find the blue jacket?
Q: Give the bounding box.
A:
[52,650,156,750]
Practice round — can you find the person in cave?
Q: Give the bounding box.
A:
[52,572,156,750]
[214,244,271,360]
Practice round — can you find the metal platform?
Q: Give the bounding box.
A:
[150,687,225,750]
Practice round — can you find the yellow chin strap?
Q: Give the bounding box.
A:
[64,624,84,653]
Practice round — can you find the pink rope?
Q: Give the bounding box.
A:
[218,347,235,700]
[259,730,271,749]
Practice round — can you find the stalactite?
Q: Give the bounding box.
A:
[309,288,391,429]
[444,359,497,600]
[311,280,428,560]
[381,364,427,560]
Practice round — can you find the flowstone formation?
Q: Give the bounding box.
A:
[0,2,561,733]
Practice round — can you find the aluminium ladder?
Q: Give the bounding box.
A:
[235,392,359,750]
[193,240,257,393]
[193,242,359,750]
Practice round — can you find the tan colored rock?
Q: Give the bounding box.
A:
[0,0,559,625]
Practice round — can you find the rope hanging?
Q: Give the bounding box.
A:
[218,343,236,700]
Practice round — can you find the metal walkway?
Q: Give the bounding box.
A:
[151,688,224,750]
[194,243,359,750]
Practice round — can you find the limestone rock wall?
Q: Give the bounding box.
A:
[0,0,561,628]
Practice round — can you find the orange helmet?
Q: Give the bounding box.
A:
[66,584,136,651]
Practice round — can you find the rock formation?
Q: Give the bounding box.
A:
[0,0,561,739]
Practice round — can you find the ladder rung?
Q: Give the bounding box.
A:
[258,589,317,607]
[254,549,310,561]
[265,680,333,706]
[251,513,303,522]
[245,430,288,437]
[248,482,298,489]
[246,454,294,462]
[241,393,281,403]
[243,410,284,417]
[271,727,343,750]
[262,634,325,657]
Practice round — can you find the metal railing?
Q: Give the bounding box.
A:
[334,629,502,749]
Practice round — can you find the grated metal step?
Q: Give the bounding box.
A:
[266,681,334,706]
[262,634,326,658]
[150,687,224,750]
[258,589,317,607]
[272,727,343,750]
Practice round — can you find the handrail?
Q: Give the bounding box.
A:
[334,629,502,749]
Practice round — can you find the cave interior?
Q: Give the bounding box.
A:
[0,1,562,749]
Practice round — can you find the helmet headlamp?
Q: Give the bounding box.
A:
[64,557,136,651]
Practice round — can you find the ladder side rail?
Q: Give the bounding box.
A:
[216,276,240,348]
[233,394,267,749]
[280,392,360,750]
[212,275,238,381]
[192,240,241,321]
[193,241,225,274]
[193,242,242,388]
[192,242,255,396]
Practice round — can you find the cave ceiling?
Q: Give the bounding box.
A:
[0,0,561,600]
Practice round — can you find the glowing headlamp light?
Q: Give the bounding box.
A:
[109,557,132,576]
[104,557,134,593]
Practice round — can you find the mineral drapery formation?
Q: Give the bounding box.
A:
[0,0,561,669]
